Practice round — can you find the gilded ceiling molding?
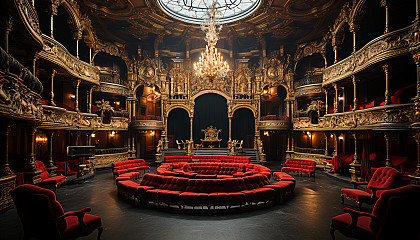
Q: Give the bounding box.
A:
[282,0,336,18]
[82,0,135,18]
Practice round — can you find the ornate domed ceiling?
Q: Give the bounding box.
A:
[79,0,344,50]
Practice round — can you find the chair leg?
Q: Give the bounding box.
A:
[341,194,344,204]
[97,226,103,240]
[330,227,336,240]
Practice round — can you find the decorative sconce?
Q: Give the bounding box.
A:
[36,136,48,143]
[70,94,76,101]
[91,133,96,138]
[263,131,269,136]
[150,130,155,136]
[110,131,116,137]
[338,135,344,140]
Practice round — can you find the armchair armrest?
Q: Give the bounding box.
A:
[368,186,390,198]
[350,181,368,189]
[58,207,91,227]
[343,208,381,230]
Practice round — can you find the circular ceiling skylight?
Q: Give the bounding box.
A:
[157,0,261,24]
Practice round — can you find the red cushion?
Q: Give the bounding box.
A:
[331,213,375,239]
[61,214,102,239]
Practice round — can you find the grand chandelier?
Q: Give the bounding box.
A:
[193,2,230,81]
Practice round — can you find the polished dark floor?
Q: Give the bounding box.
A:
[0,163,367,240]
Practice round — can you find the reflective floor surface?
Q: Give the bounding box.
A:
[1,163,366,240]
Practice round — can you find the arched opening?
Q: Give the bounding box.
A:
[193,93,228,147]
[135,85,161,118]
[54,6,76,55]
[167,108,190,149]
[94,52,128,86]
[261,85,287,119]
[232,108,254,148]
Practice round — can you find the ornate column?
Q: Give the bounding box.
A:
[383,64,390,105]
[87,86,93,113]
[381,0,390,34]
[324,132,329,156]
[50,69,56,106]
[0,15,13,53]
[352,75,359,110]
[412,52,420,112]
[31,51,38,75]
[74,30,82,59]
[0,121,12,176]
[23,125,41,184]
[45,131,57,176]
[332,35,339,63]
[384,134,392,167]
[47,3,58,38]
[412,130,420,177]
[349,133,361,182]
[291,131,295,151]
[189,117,193,141]
[325,88,329,114]
[333,132,338,157]
[333,83,339,113]
[74,80,81,112]
[228,117,232,141]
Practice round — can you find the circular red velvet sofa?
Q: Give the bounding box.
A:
[115,158,296,210]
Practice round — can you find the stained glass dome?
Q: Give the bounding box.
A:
[157,0,261,24]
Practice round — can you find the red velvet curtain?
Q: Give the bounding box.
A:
[361,141,373,181]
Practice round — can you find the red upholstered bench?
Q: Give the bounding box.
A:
[111,159,150,177]
[273,172,296,182]
[282,159,315,176]
[164,156,192,163]
[36,161,66,191]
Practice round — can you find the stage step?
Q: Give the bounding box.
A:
[194,148,229,156]
[241,148,260,164]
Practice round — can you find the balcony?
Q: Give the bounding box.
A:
[294,74,323,97]
[258,116,292,131]
[323,24,415,85]
[293,103,414,131]
[14,0,43,46]
[39,35,100,84]
[41,105,129,130]
[131,116,164,130]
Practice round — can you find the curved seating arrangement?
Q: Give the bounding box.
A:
[111,159,150,177]
[164,155,251,164]
[115,162,296,211]
[157,162,271,179]
[282,159,316,176]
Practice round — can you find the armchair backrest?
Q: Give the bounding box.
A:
[36,160,50,180]
[11,184,66,240]
[366,167,401,195]
[372,185,420,239]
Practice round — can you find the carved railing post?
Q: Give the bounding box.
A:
[324,132,329,156]
[74,79,81,112]
[333,83,339,113]
[413,130,420,177]
[333,132,338,157]
[0,14,13,53]
[325,88,329,114]
[47,3,58,38]
[0,121,13,176]
[381,0,390,34]
[352,75,359,110]
[45,131,57,176]
[384,134,392,167]
[50,69,56,106]
[349,133,361,181]
[383,64,390,105]
[23,125,41,184]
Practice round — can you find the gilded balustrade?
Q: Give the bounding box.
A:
[293,103,414,130]
[39,34,100,84]
[41,105,128,130]
[323,24,416,85]
[14,0,43,46]
[258,120,292,130]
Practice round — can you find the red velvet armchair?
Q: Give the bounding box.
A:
[331,185,420,240]
[341,167,402,210]
[11,184,103,240]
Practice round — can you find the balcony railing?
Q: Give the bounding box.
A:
[294,147,325,155]
[258,116,292,130]
[41,105,129,130]
[94,147,128,155]
[323,24,415,85]
[14,0,43,44]
[294,74,323,89]
[293,103,414,130]
[39,35,100,83]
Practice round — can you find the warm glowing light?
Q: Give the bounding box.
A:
[339,136,344,140]
[263,89,268,94]
[263,131,269,136]
[115,101,120,106]
[194,3,229,81]
[70,94,75,100]
[110,131,116,137]
[36,136,48,143]
[91,133,96,138]
[330,134,333,138]
[150,131,155,136]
